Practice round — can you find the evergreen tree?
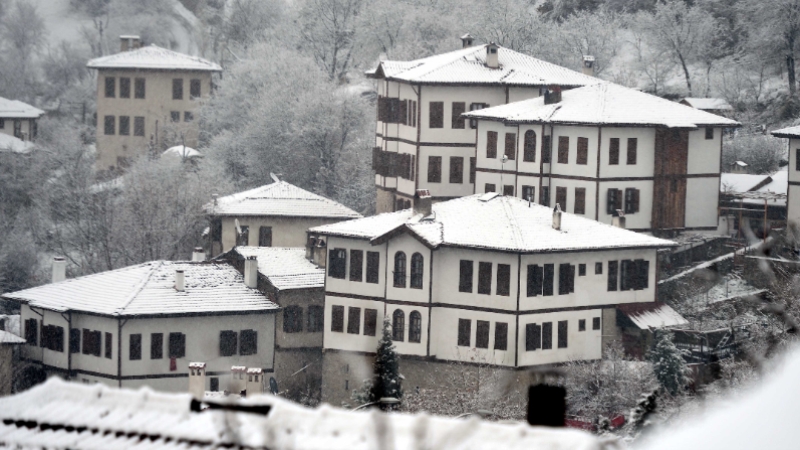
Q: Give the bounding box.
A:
[371,316,403,410]
[647,330,689,396]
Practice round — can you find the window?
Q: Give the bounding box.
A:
[496,264,511,296]
[105,77,115,97]
[522,185,535,202]
[220,330,237,356]
[557,136,569,164]
[328,249,346,279]
[577,137,588,165]
[476,320,490,348]
[130,334,142,360]
[119,116,130,135]
[607,188,622,215]
[135,78,145,98]
[13,120,20,139]
[527,264,543,296]
[347,307,361,334]
[257,226,272,247]
[392,309,405,341]
[133,117,145,136]
[540,186,550,207]
[796,149,800,171]
[459,260,473,292]
[452,102,466,129]
[542,322,553,349]
[523,130,536,162]
[457,319,471,346]
[366,251,380,284]
[450,156,464,184]
[503,185,514,196]
[627,138,638,164]
[593,317,601,330]
[705,127,714,140]
[119,77,131,98]
[620,259,650,291]
[349,249,363,282]
[558,263,575,295]
[240,329,257,355]
[608,261,619,291]
[505,133,516,160]
[0,118,4,128]
[70,329,80,353]
[595,262,603,274]
[557,321,568,348]
[624,188,640,214]
[331,305,345,332]
[575,264,585,277]
[542,136,552,163]
[429,101,444,128]
[579,319,586,331]
[151,333,163,359]
[478,262,492,295]
[210,377,219,392]
[284,306,303,333]
[82,329,101,357]
[172,78,183,100]
[41,325,65,352]
[609,138,620,165]
[364,309,378,336]
[25,318,37,345]
[410,253,424,289]
[307,305,324,332]
[409,100,417,126]
[184,111,193,122]
[469,103,488,128]
[486,131,498,158]
[574,188,586,215]
[170,111,180,123]
[485,183,496,193]
[428,156,442,183]
[409,311,422,343]
[525,323,541,351]
[104,115,115,135]
[543,264,554,296]
[394,251,407,287]
[470,157,476,184]
[495,322,508,350]
[168,332,185,358]
[190,79,201,99]
[556,186,567,211]
[237,226,249,246]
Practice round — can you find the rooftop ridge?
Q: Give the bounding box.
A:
[114,261,163,315]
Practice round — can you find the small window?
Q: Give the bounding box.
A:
[151,333,163,359]
[104,332,113,359]
[542,322,553,349]
[366,251,380,284]
[576,137,588,165]
[347,307,361,334]
[172,78,183,100]
[428,156,442,183]
[595,262,603,274]
[543,263,555,296]
[525,323,541,351]
[451,102,466,129]
[608,261,619,291]
[496,263,511,296]
[258,226,272,247]
[70,328,80,353]
[494,322,508,350]
[410,253,424,289]
[283,306,303,333]
[364,309,378,336]
[170,111,180,123]
[540,186,550,207]
[579,319,586,331]
[393,251,407,288]
[190,79,202,99]
[505,133,516,160]
[625,188,640,214]
[104,115,115,135]
[220,330,238,356]
[331,305,344,332]
[486,131,498,158]
[459,260,473,292]
[134,117,145,136]
[593,317,601,330]
[522,185,535,202]
[627,138,638,164]
[450,156,464,184]
[578,264,586,276]
[557,321,568,348]
[119,116,130,135]
[609,138,620,165]
[457,318,471,346]
[429,101,444,128]
[168,332,186,358]
[485,183,496,193]
[477,262,492,295]
[705,127,714,140]
[392,309,405,341]
[349,249,363,282]
[574,187,585,215]
[503,185,514,196]
[328,249,346,279]
[240,329,257,355]
[475,320,490,348]
[119,77,131,98]
[184,111,194,122]
[542,136,552,163]
[135,78,146,98]
[105,77,115,98]
[557,136,569,164]
[409,311,422,343]
[130,334,142,360]
[523,130,536,162]
[307,305,324,332]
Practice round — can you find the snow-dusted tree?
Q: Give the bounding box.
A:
[371,316,402,410]
[297,0,364,82]
[0,0,46,100]
[556,9,621,76]
[722,134,786,175]
[647,330,689,396]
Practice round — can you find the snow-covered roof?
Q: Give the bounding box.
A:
[368,44,597,87]
[463,82,739,128]
[0,96,45,118]
[233,247,324,291]
[86,45,222,72]
[0,377,602,450]
[771,125,800,138]
[617,302,688,329]
[720,168,787,206]
[0,314,20,337]
[312,195,675,253]
[206,181,362,220]
[2,261,278,317]
[680,97,734,111]
[0,133,34,153]
[162,145,202,159]
[0,330,25,345]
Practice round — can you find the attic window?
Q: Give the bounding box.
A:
[490,48,497,54]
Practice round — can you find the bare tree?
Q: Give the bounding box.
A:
[298,0,363,82]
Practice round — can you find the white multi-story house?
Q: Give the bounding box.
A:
[205,179,362,255]
[771,126,800,226]
[368,39,597,214]
[2,258,278,393]
[308,193,675,405]
[463,83,740,232]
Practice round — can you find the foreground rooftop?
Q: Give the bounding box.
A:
[86,45,222,72]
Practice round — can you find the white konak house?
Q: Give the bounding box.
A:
[308,193,674,404]
[463,82,740,232]
[368,38,597,214]
[770,126,800,225]
[2,260,278,393]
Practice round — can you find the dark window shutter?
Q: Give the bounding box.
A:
[240,330,257,355]
[331,305,344,332]
[633,188,640,213]
[627,138,638,164]
[607,189,617,214]
[130,334,141,360]
[469,157,476,184]
[459,260,473,292]
[366,252,380,284]
[558,263,570,295]
[505,133,516,160]
[428,156,442,183]
[608,261,618,291]
[620,259,633,291]
[487,131,498,158]
[347,307,361,334]
[220,330,238,356]
[450,156,464,184]
[476,320,490,348]
[349,250,363,281]
[452,102,466,129]
[135,78,146,98]
[400,100,408,125]
[542,136,552,163]
[574,188,586,214]
[526,323,541,351]
[172,78,183,100]
[458,318,471,346]
[494,322,508,350]
[496,264,511,296]
[558,137,569,164]
[543,264,554,296]
[524,130,537,162]
[615,189,623,214]
[556,187,567,211]
[577,137,588,165]
[364,309,378,336]
[609,138,620,165]
[527,264,542,297]
[429,102,444,128]
[542,322,553,349]
[557,321,568,348]
[569,265,575,293]
[478,262,492,295]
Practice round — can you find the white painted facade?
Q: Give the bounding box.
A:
[785,138,800,225]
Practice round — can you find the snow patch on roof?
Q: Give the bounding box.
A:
[771,125,800,138]
[680,97,733,111]
[0,133,35,153]
[234,247,324,290]
[87,45,222,71]
[0,96,45,118]
[162,145,202,159]
[618,302,688,329]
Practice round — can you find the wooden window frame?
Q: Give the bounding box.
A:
[331,305,344,332]
[505,132,516,160]
[429,101,444,128]
[364,309,378,336]
[523,130,536,162]
[574,187,586,214]
[459,260,473,293]
[449,156,464,184]
[609,138,620,165]
[576,137,588,165]
[475,320,490,349]
[428,156,442,183]
[494,322,508,350]
[129,333,142,360]
[347,307,361,334]
[627,138,638,165]
[477,262,492,295]
[557,136,569,164]
[486,131,498,158]
[409,311,422,343]
[451,102,466,129]
[349,249,363,282]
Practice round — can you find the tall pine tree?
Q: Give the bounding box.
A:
[371,316,403,410]
[647,330,689,396]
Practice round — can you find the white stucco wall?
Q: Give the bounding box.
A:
[685,177,720,228]
[429,308,516,366]
[788,139,800,225]
[687,127,722,174]
[431,247,518,311]
[386,233,432,303]
[598,127,655,178]
[517,309,603,366]
[325,236,386,299]
[220,216,347,252]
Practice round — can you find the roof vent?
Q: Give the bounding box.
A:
[461,33,474,48]
[175,269,185,292]
[414,189,432,217]
[486,43,499,69]
[120,35,141,52]
[552,204,562,231]
[582,55,595,77]
[544,85,562,105]
[244,256,258,289]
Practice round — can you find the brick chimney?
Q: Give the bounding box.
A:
[486,43,499,69]
[52,257,66,283]
[544,85,562,105]
[582,55,595,77]
[461,33,474,48]
[188,362,207,399]
[120,35,141,52]
[414,189,432,217]
[244,256,258,289]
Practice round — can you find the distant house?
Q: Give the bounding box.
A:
[1,258,278,393]
[728,160,749,174]
[205,179,362,255]
[463,82,740,232]
[0,96,44,142]
[680,97,734,117]
[719,169,787,237]
[308,192,676,406]
[222,246,325,402]
[87,35,222,172]
[0,315,25,395]
[769,126,800,226]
